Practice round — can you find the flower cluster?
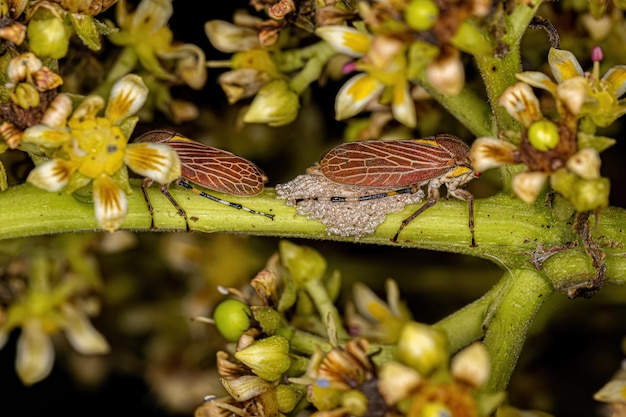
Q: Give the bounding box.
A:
[105,0,208,123]
[0,234,109,385]
[204,0,494,135]
[471,46,625,212]
[193,240,513,417]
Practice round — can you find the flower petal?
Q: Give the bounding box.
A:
[392,83,416,128]
[125,142,181,184]
[426,49,465,96]
[316,26,371,57]
[105,74,149,125]
[470,137,518,172]
[515,71,557,94]
[335,73,384,120]
[548,47,584,82]
[27,159,75,191]
[131,0,172,34]
[602,65,626,98]
[16,320,54,385]
[498,82,543,127]
[21,124,70,147]
[62,303,110,354]
[204,20,260,53]
[512,171,548,204]
[93,174,128,233]
[556,76,589,116]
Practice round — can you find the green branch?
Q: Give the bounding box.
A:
[3,182,626,283]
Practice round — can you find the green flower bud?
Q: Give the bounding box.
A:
[243,79,299,127]
[342,389,368,416]
[311,380,343,411]
[396,322,448,375]
[279,240,327,285]
[570,177,610,212]
[213,299,252,342]
[275,384,303,413]
[251,305,284,334]
[405,0,439,31]
[234,335,291,381]
[550,168,577,201]
[527,120,560,152]
[13,83,39,109]
[27,18,70,59]
[451,20,493,56]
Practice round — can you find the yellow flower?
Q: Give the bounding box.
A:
[517,46,626,128]
[23,74,181,232]
[0,245,109,385]
[316,26,417,128]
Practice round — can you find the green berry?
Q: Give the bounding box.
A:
[405,0,439,31]
[212,299,251,342]
[527,120,560,152]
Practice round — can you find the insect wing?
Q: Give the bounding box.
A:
[319,139,458,187]
[166,140,267,196]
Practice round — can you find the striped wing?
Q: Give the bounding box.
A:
[319,139,457,187]
[166,139,267,196]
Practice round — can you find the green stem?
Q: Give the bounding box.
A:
[418,79,494,138]
[287,42,337,95]
[482,269,552,391]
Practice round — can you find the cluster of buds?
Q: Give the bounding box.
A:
[194,240,505,417]
[471,46,626,213]
[0,53,64,148]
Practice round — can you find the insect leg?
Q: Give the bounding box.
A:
[177,180,275,220]
[159,183,191,232]
[140,177,157,229]
[449,188,476,247]
[391,187,440,243]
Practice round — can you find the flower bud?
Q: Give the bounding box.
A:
[550,168,577,200]
[405,0,439,31]
[342,389,368,416]
[276,384,302,413]
[27,17,71,59]
[279,240,327,285]
[234,335,291,381]
[243,80,300,127]
[527,120,560,152]
[570,177,610,212]
[13,83,40,109]
[396,321,448,375]
[251,306,284,334]
[451,20,493,56]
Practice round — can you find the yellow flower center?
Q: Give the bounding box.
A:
[65,117,127,179]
